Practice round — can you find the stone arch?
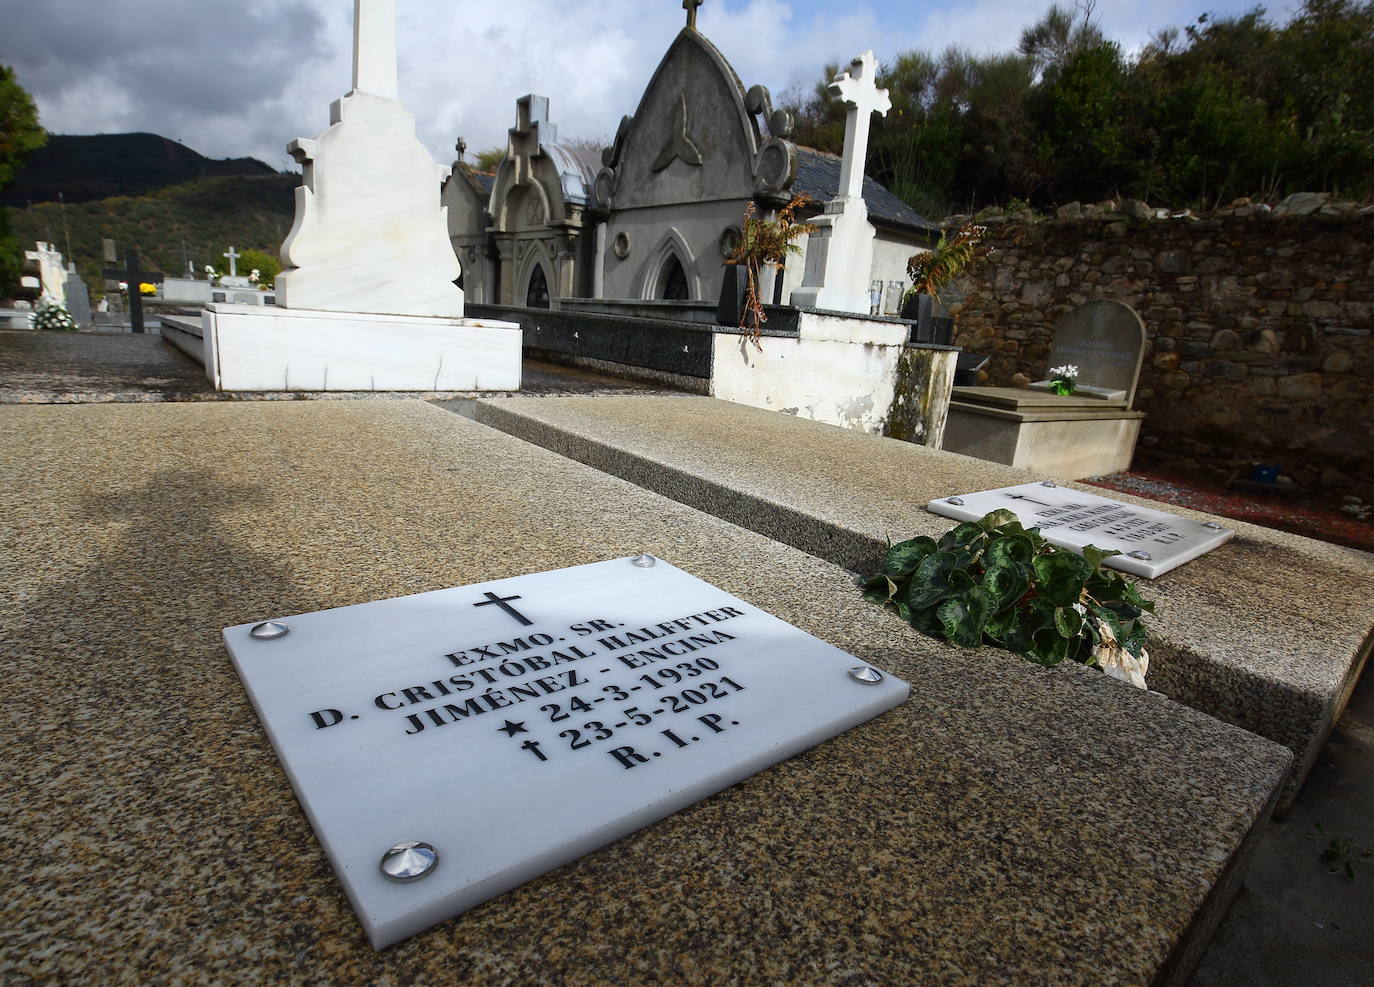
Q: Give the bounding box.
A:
[515,239,556,308]
[637,227,700,301]
[498,182,555,234]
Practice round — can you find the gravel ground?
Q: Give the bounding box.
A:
[1086,468,1374,553]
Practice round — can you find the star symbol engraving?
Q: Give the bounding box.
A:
[498,720,528,737]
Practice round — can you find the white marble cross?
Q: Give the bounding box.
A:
[223,246,240,278]
[831,51,890,200]
[352,0,398,100]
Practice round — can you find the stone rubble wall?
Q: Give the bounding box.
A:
[943,195,1374,504]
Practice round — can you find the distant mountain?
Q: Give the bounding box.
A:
[6,173,298,293]
[0,133,278,207]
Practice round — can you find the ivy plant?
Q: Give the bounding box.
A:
[863,509,1155,681]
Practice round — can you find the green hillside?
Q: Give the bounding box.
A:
[0,132,276,207]
[6,173,298,298]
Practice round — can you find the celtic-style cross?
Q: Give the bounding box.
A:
[684,0,703,31]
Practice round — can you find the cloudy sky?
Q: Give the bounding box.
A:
[2,0,1295,172]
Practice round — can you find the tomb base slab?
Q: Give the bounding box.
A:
[201,303,521,392]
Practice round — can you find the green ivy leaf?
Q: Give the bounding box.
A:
[1121,620,1148,659]
[906,551,962,610]
[986,533,1035,567]
[1032,553,1091,606]
[1027,626,1074,665]
[1054,606,1084,639]
[939,521,987,552]
[1082,544,1122,571]
[883,536,938,579]
[977,508,1020,531]
[936,586,992,648]
[985,606,1020,642]
[861,573,896,604]
[1122,581,1156,614]
[982,561,1030,609]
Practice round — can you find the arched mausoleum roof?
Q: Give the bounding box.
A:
[540,142,600,208]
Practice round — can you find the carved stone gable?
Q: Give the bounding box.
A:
[597,30,793,211]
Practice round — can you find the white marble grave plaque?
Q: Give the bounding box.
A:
[927,482,1234,577]
[223,557,908,949]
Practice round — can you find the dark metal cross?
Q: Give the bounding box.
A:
[1005,493,1053,507]
[683,0,703,31]
[473,591,533,626]
[101,248,165,335]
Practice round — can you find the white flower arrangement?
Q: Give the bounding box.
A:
[1049,364,1079,396]
[33,297,78,332]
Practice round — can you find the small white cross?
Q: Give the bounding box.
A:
[831,51,891,200]
[223,246,241,278]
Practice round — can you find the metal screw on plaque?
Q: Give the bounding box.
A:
[380,841,438,882]
[946,497,964,506]
[249,621,289,640]
[848,666,884,685]
[1203,521,1223,530]
[1128,550,1153,561]
[1040,480,1058,488]
[631,553,658,568]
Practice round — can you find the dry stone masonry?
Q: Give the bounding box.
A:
[943,194,1374,503]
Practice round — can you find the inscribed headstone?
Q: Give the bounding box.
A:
[1035,300,1146,405]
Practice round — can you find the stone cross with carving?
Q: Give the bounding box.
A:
[831,51,890,200]
[683,0,703,31]
[223,246,240,278]
[352,0,398,99]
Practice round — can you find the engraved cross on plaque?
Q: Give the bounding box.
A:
[683,0,703,31]
[1005,492,1053,507]
[831,51,890,200]
[473,591,533,626]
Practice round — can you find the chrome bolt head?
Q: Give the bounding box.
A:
[1128,550,1153,561]
[631,553,658,568]
[1203,521,1223,530]
[380,841,438,882]
[1040,480,1058,488]
[946,496,964,506]
[250,621,289,640]
[848,666,884,685]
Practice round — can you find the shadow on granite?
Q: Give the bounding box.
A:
[0,401,1287,983]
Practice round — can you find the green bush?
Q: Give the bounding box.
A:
[863,509,1155,686]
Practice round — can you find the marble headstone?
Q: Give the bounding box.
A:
[1030,300,1146,405]
[275,0,463,317]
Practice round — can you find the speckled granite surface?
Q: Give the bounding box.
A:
[474,394,1374,814]
[0,401,1288,983]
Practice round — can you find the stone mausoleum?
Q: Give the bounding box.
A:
[443,16,936,314]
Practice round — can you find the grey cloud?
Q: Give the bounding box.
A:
[1,0,331,152]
